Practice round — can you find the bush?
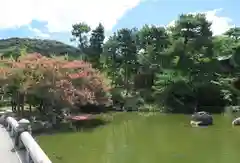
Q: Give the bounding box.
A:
[161,81,196,113]
[0,100,10,108]
[196,84,226,113]
[162,83,227,114]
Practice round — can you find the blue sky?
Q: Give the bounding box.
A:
[0,0,237,45]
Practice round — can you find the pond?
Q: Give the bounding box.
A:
[37,112,240,163]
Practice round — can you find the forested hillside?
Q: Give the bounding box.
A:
[0,37,80,57]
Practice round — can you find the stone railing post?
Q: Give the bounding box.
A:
[6,117,19,137]
[15,118,31,149]
[7,122,11,131]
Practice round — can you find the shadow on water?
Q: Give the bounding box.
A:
[32,118,109,136]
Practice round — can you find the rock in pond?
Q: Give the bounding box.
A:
[232,117,240,126]
[191,111,213,127]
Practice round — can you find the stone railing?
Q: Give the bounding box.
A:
[5,116,52,163]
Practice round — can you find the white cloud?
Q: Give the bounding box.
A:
[205,9,234,35]
[0,0,142,33]
[28,26,50,38]
[167,8,234,36]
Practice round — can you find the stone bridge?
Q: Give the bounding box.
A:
[0,124,26,163]
[0,111,52,163]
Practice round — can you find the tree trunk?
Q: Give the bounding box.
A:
[29,104,32,113]
[17,92,21,116]
[38,100,44,113]
[11,95,17,113]
[18,92,25,117]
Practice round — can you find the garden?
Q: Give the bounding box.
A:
[1,13,240,163]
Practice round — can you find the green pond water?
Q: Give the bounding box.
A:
[37,113,240,163]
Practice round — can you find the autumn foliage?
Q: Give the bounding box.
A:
[0,53,111,109]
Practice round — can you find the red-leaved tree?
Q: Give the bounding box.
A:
[0,53,111,115]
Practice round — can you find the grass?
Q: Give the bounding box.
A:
[37,112,240,163]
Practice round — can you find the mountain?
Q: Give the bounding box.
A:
[0,37,81,57]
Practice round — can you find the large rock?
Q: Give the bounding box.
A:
[191,111,213,126]
[232,117,240,126]
[31,121,52,133]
